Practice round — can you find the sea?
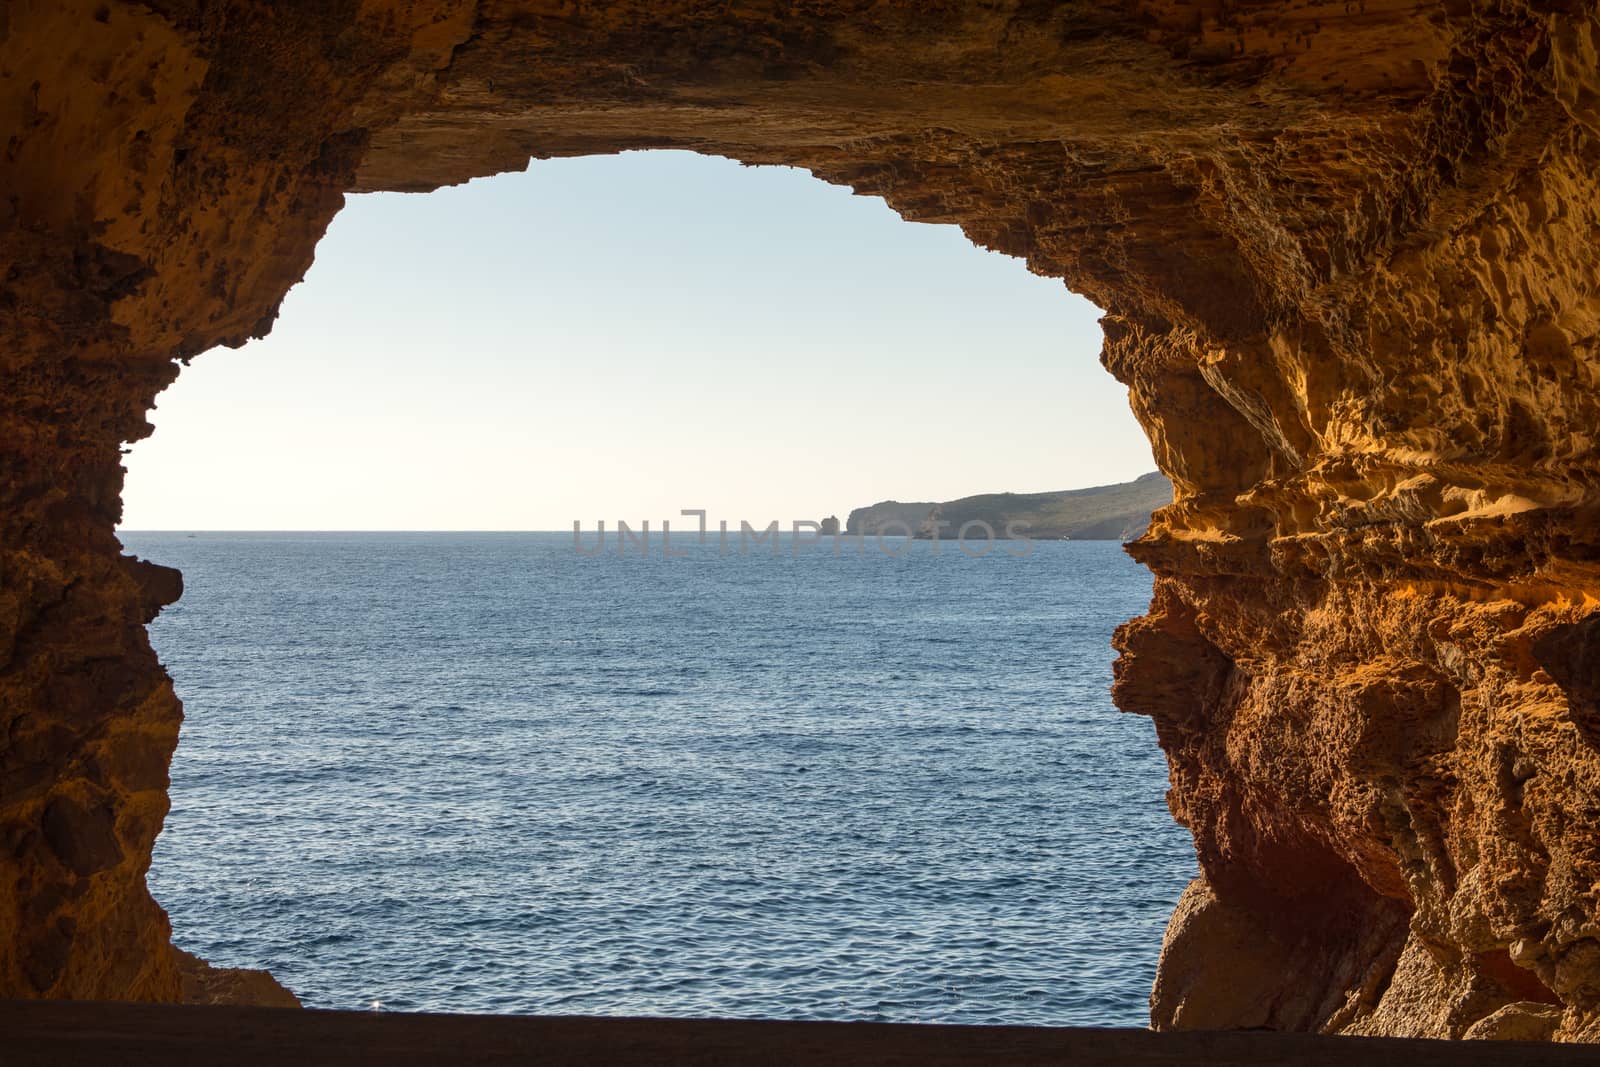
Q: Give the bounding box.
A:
[120,530,1196,1026]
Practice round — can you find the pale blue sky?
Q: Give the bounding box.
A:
[121,151,1152,530]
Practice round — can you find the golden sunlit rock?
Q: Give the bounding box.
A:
[2,0,1598,1039]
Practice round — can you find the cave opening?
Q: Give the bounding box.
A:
[13,0,1600,1045]
[116,150,1192,1023]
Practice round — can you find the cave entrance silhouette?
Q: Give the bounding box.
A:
[18,2,1596,1043]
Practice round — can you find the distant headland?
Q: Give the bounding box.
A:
[843,472,1171,541]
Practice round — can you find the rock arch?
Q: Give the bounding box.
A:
[3,0,1599,1041]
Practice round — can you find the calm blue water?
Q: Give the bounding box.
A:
[122,531,1194,1025]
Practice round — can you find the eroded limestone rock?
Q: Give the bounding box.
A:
[3,0,1598,1040]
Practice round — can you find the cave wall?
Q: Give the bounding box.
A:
[3,0,1598,1039]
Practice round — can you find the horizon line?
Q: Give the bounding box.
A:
[115,528,912,535]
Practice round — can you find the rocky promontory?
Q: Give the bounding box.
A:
[847,472,1171,541]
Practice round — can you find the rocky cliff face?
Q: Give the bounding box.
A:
[2,0,1598,1038]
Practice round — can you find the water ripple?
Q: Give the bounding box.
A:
[125,532,1197,1026]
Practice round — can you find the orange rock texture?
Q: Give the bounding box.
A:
[2,0,1598,1038]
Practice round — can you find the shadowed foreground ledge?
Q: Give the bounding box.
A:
[11,1000,1600,1067]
